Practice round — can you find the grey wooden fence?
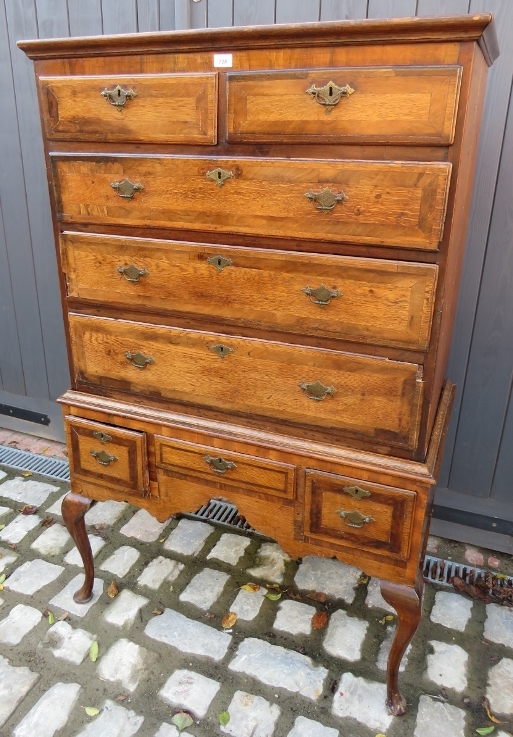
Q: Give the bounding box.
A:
[1,0,512,545]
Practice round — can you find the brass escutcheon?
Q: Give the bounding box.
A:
[111,178,144,199]
[337,508,375,528]
[305,187,348,213]
[92,430,112,444]
[298,380,336,401]
[207,255,233,273]
[302,284,341,307]
[206,168,234,187]
[306,80,355,113]
[125,350,155,369]
[209,344,234,359]
[101,84,137,111]
[118,264,149,283]
[343,485,371,500]
[90,448,118,466]
[204,454,237,474]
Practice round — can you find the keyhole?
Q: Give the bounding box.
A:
[217,171,222,181]
[329,85,333,97]
[217,258,222,268]
[117,88,121,98]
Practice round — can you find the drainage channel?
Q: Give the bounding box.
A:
[0,445,70,482]
[424,553,513,589]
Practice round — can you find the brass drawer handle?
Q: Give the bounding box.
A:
[299,380,336,401]
[343,485,371,500]
[209,344,234,359]
[207,255,233,272]
[101,84,137,111]
[92,430,112,444]
[302,284,341,307]
[206,168,233,187]
[204,454,237,474]
[118,264,149,283]
[111,178,144,199]
[125,350,155,369]
[306,81,354,112]
[90,449,118,466]
[337,508,375,528]
[305,187,348,213]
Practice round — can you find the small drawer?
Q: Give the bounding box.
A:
[155,436,295,500]
[65,416,149,496]
[227,66,461,144]
[40,73,217,144]
[304,470,416,560]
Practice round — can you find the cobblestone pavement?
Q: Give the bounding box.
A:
[0,462,512,737]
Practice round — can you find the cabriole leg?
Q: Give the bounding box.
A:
[61,492,96,603]
[380,571,424,716]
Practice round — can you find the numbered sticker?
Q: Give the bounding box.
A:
[214,53,233,68]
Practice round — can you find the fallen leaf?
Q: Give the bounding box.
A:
[265,591,282,601]
[40,516,54,528]
[307,592,327,603]
[58,612,69,621]
[115,694,128,701]
[8,543,16,550]
[106,580,119,598]
[20,471,32,477]
[171,711,194,732]
[42,447,51,455]
[0,574,6,585]
[222,612,237,629]
[476,728,495,735]
[482,697,506,724]
[375,734,387,737]
[241,583,260,593]
[358,574,370,585]
[380,615,395,625]
[312,610,329,629]
[89,640,99,662]
[285,587,302,601]
[219,711,230,726]
[83,706,100,717]
[0,526,4,531]
[47,611,55,625]
[159,538,165,543]
[152,608,163,616]
[330,680,338,694]
[169,585,174,592]
[266,583,282,591]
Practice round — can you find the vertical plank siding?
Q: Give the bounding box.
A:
[1,0,512,521]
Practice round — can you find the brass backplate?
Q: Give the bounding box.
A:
[298,380,336,401]
[343,485,371,500]
[306,80,355,112]
[101,84,137,111]
[206,168,234,187]
[111,178,144,199]
[204,454,237,474]
[209,344,234,359]
[90,448,118,466]
[125,350,155,369]
[92,430,112,444]
[117,264,149,283]
[207,255,233,272]
[337,508,375,528]
[302,284,341,306]
[304,187,348,213]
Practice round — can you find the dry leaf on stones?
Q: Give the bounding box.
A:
[222,612,237,629]
[89,641,99,662]
[219,711,230,726]
[106,580,119,598]
[19,505,38,515]
[171,711,194,732]
[83,707,100,717]
[312,611,329,629]
[241,583,260,593]
[307,592,327,603]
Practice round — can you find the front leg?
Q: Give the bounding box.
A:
[61,492,96,603]
[380,570,424,716]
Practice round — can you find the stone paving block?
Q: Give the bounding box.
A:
[159,668,221,718]
[274,599,315,635]
[100,545,140,577]
[376,625,411,672]
[295,556,361,604]
[86,499,129,525]
[221,690,280,737]
[487,658,513,715]
[30,524,72,556]
[365,577,395,613]
[74,699,144,737]
[323,609,368,662]
[0,477,59,506]
[0,546,18,573]
[137,556,184,590]
[0,505,12,518]
[427,640,468,692]
[5,559,64,595]
[0,654,39,727]
[0,469,6,480]
[120,509,170,542]
[229,637,328,700]
[97,638,155,692]
[154,725,193,737]
[414,695,466,737]
[39,620,96,665]
[45,494,67,516]
[0,514,40,543]
[163,518,214,555]
[13,681,81,737]
[104,589,149,627]
[0,603,42,645]
[65,534,106,566]
[144,608,231,660]
[464,545,484,566]
[179,567,230,610]
[430,591,473,632]
[287,716,338,737]
[207,532,251,565]
[332,672,393,733]
[246,542,290,583]
[484,603,513,648]
[50,574,103,616]
[230,585,266,621]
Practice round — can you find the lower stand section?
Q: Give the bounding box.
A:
[380,570,424,715]
[61,492,96,603]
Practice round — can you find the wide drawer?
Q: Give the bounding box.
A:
[40,73,217,144]
[65,416,149,496]
[69,314,424,449]
[62,232,438,351]
[227,66,461,144]
[155,436,295,500]
[304,470,416,560]
[53,155,451,251]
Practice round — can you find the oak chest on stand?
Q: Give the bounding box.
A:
[19,14,498,715]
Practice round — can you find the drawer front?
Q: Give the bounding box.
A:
[304,470,416,560]
[40,74,217,144]
[54,155,451,251]
[69,314,424,449]
[63,233,438,351]
[227,66,461,144]
[155,436,295,499]
[65,416,149,495]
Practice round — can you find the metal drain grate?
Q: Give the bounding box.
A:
[191,499,255,531]
[0,444,70,482]
[423,554,513,589]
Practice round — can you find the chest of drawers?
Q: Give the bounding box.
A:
[20,14,498,716]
